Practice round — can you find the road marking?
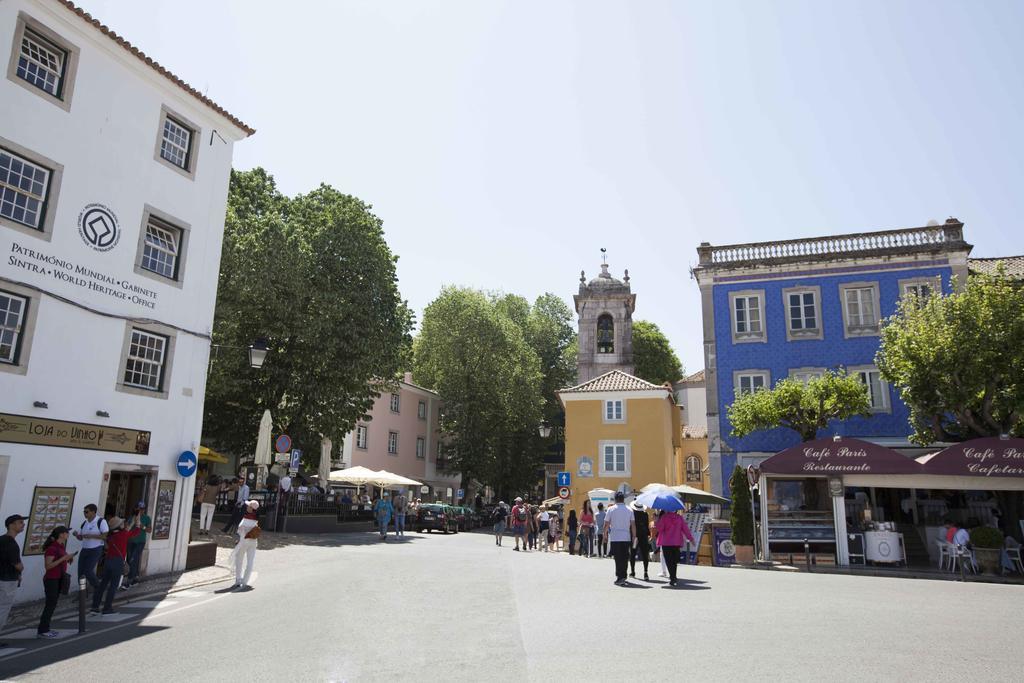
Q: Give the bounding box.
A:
[0,647,26,659]
[118,599,178,609]
[0,593,226,663]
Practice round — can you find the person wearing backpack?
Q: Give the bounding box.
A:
[511,497,529,551]
[90,516,140,615]
[72,504,108,592]
[492,502,508,546]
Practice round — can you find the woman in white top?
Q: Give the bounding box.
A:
[229,501,260,591]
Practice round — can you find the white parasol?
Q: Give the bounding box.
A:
[254,409,273,466]
[318,437,332,488]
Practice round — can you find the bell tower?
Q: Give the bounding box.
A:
[573,258,636,384]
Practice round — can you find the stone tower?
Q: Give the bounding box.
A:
[573,262,636,384]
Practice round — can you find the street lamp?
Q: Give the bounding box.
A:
[538,421,552,439]
[248,337,269,369]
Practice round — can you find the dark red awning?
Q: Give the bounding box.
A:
[918,437,1024,477]
[760,437,921,475]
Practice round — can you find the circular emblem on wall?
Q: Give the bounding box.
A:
[77,203,120,252]
[719,539,736,557]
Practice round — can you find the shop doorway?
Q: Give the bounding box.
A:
[105,470,153,520]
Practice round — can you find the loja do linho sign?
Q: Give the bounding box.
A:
[0,413,150,454]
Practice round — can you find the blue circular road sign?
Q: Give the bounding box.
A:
[275,434,292,453]
[177,451,198,477]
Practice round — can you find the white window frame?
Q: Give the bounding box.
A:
[603,399,625,423]
[898,276,942,307]
[839,282,881,338]
[390,393,401,413]
[417,401,426,420]
[789,367,826,384]
[116,324,175,399]
[0,285,39,374]
[0,136,63,241]
[728,290,766,343]
[134,205,190,286]
[355,425,367,450]
[734,369,770,397]
[416,437,425,459]
[851,365,890,413]
[153,105,200,179]
[782,285,822,341]
[387,431,399,455]
[6,13,80,111]
[598,440,631,478]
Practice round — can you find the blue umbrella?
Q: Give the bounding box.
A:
[634,490,685,511]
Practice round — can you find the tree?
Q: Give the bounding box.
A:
[728,370,871,442]
[877,270,1024,444]
[729,466,754,546]
[203,169,413,463]
[632,320,683,385]
[413,288,544,498]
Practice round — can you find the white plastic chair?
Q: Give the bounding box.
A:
[949,544,977,574]
[935,540,952,571]
[1007,547,1023,574]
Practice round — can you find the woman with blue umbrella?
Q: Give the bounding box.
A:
[635,490,695,587]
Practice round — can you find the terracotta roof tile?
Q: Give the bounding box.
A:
[969,256,1024,279]
[682,425,708,439]
[55,0,254,136]
[560,370,668,394]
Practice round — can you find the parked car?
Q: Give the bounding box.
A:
[417,504,458,534]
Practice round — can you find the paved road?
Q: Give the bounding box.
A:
[1,529,1021,681]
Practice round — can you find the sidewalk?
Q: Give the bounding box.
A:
[0,547,233,634]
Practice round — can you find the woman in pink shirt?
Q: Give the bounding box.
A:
[578,500,595,557]
[655,511,695,586]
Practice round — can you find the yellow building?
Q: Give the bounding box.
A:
[558,370,684,512]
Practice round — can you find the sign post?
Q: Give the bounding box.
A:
[289,449,302,475]
[556,471,571,488]
[172,450,196,573]
[558,486,570,501]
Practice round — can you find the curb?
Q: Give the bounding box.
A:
[0,564,233,635]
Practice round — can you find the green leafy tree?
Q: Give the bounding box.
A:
[413,288,544,498]
[729,465,754,546]
[203,169,413,462]
[728,370,871,442]
[877,270,1024,444]
[632,320,684,385]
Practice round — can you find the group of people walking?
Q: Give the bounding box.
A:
[491,492,696,586]
[0,500,153,643]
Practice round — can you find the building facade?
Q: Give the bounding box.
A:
[673,369,709,492]
[339,373,460,502]
[692,220,972,496]
[0,0,251,599]
[574,262,635,384]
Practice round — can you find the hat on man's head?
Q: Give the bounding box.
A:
[246,500,260,510]
[514,496,523,502]
[632,500,644,510]
[108,516,124,530]
[137,501,147,509]
[5,514,27,528]
[614,491,625,502]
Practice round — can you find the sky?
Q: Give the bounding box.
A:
[79,0,1024,374]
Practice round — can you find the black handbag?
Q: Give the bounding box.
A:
[59,572,71,595]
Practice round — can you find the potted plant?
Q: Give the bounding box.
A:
[729,466,755,564]
[969,526,1004,574]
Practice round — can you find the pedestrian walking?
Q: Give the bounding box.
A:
[373,493,393,540]
[229,500,260,591]
[221,478,249,533]
[124,501,152,589]
[72,503,108,591]
[579,500,595,557]
[492,502,508,545]
[527,505,539,550]
[567,510,578,555]
[603,492,635,585]
[198,476,220,535]
[510,497,528,551]
[630,501,651,580]
[90,516,140,615]
[655,510,695,586]
[548,511,560,552]
[393,493,407,537]
[595,503,607,558]
[536,506,550,552]
[0,514,27,646]
[38,526,75,638]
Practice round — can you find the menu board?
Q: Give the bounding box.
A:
[152,480,176,541]
[23,486,76,556]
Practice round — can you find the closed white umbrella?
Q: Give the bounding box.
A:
[254,409,273,466]
[318,437,332,489]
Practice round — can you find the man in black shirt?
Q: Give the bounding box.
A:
[1,513,28,647]
[630,501,651,580]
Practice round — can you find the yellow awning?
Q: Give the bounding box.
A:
[199,446,229,464]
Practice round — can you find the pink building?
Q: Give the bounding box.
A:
[340,373,461,502]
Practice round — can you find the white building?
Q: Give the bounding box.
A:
[0,0,252,600]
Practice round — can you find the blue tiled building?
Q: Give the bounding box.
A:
[692,219,973,496]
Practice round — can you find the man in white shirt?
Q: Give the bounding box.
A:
[603,492,636,585]
[222,477,251,534]
[73,503,109,590]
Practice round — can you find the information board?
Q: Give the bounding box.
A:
[152,480,176,541]
[23,486,76,556]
